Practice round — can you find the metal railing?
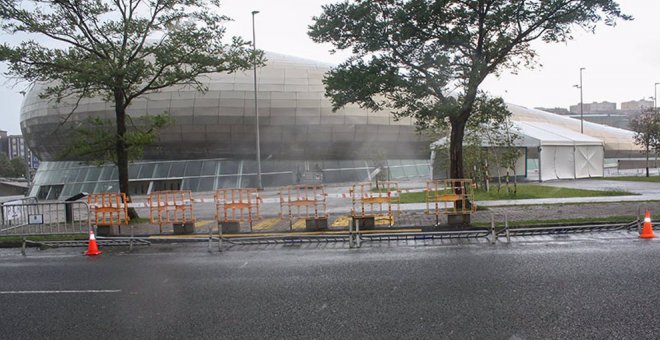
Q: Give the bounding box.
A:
[350,181,400,226]
[1,200,91,236]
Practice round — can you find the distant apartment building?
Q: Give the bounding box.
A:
[620,99,653,114]
[569,101,617,114]
[535,107,570,115]
[0,130,40,169]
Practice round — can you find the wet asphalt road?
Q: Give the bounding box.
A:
[2,237,660,339]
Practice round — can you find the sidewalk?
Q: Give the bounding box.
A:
[121,179,660,236]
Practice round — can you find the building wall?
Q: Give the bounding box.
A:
[621,99,653,112]
[0,131,40,169]
[569,101,617,114]
[20,52,432,163]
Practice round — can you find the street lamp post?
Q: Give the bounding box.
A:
[655,82,659,111]
[579,67,585,134]
[573,67,585,134]
[252,10,262,190]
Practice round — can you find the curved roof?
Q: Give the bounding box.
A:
[20,52,430,161]
[507,104,640,157]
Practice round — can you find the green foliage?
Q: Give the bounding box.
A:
[0,0,261,102]
[431,95,521,190]
[9,156,26,177]
[398,184,634,204]
[309,0,630,178]
[629,108,660,177]
[0,153,26,177]
[61,114,173,165]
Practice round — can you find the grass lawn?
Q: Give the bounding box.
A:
[596,176,660,183]
[399,183,635,204]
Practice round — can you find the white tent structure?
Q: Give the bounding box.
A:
[513,121,604,181]
[507,104,640,158]
[431,103,638,181]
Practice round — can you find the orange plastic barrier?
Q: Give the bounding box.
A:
[425,179,477,224]
[279,185,327,222]
[148,191,195,229]
[87,193,129,226]
[351,181,399,226]
[215,188,260,229]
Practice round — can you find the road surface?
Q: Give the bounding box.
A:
[1,235,659,339]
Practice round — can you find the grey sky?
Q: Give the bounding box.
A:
[1,0,657,135]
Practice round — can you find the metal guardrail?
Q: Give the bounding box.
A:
[220,219,640,249]
[1,201,91,236]
[222,229,490,247]
[498,222,637,237]
[25,238,151,248]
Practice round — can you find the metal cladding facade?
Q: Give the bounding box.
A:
[20,52,431,162]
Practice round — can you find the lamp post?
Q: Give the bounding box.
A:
[573,67,585,134]
[252,10,262,190]
[655,82,659,111]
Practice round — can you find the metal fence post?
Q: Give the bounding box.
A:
[349,218,355,248]
[129,225,134,253]
[505,213,510,243]
[490,213,496,244]
[356,218,361,248]
[218,222,223,252]
[208,222,212,253]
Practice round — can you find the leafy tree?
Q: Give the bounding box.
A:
[62,115,172,165]
[630,109,660,177]
[9,156,26,178]
[0,0,261,214]
[309,0,629,180]
[0,153,11,177]
[432,95,517,190]
[482,115,522,193]
[0,154,26,178]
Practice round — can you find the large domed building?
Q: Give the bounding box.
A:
[21,53,433,199]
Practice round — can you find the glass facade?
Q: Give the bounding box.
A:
[30,158,430,200]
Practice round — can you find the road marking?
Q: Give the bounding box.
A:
[0,290,121,294]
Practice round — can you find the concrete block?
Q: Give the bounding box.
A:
[305,217,328,232]
[173,222,195,235]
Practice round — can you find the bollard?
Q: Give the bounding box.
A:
[21,237,26,256]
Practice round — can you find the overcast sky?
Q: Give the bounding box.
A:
[1,0,658,135]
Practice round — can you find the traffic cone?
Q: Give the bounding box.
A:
[84,230,102,256]
[640,210,656,239]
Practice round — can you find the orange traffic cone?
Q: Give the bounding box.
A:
[640,210,656,239]
[84,230,102,256]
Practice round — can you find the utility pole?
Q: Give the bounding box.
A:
[252,10,262,190]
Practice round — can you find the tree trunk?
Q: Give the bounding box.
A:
[646,146,650,177]
[449,117,468,179]
[114,90,139,219]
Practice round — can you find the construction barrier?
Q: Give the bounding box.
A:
[279,185,327,228]
[87,193,129,226]
[425,179,477,224]
[0,200,90,236]
[351,181,400,226]
[148,190,195,231]
[215,188,261,232]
